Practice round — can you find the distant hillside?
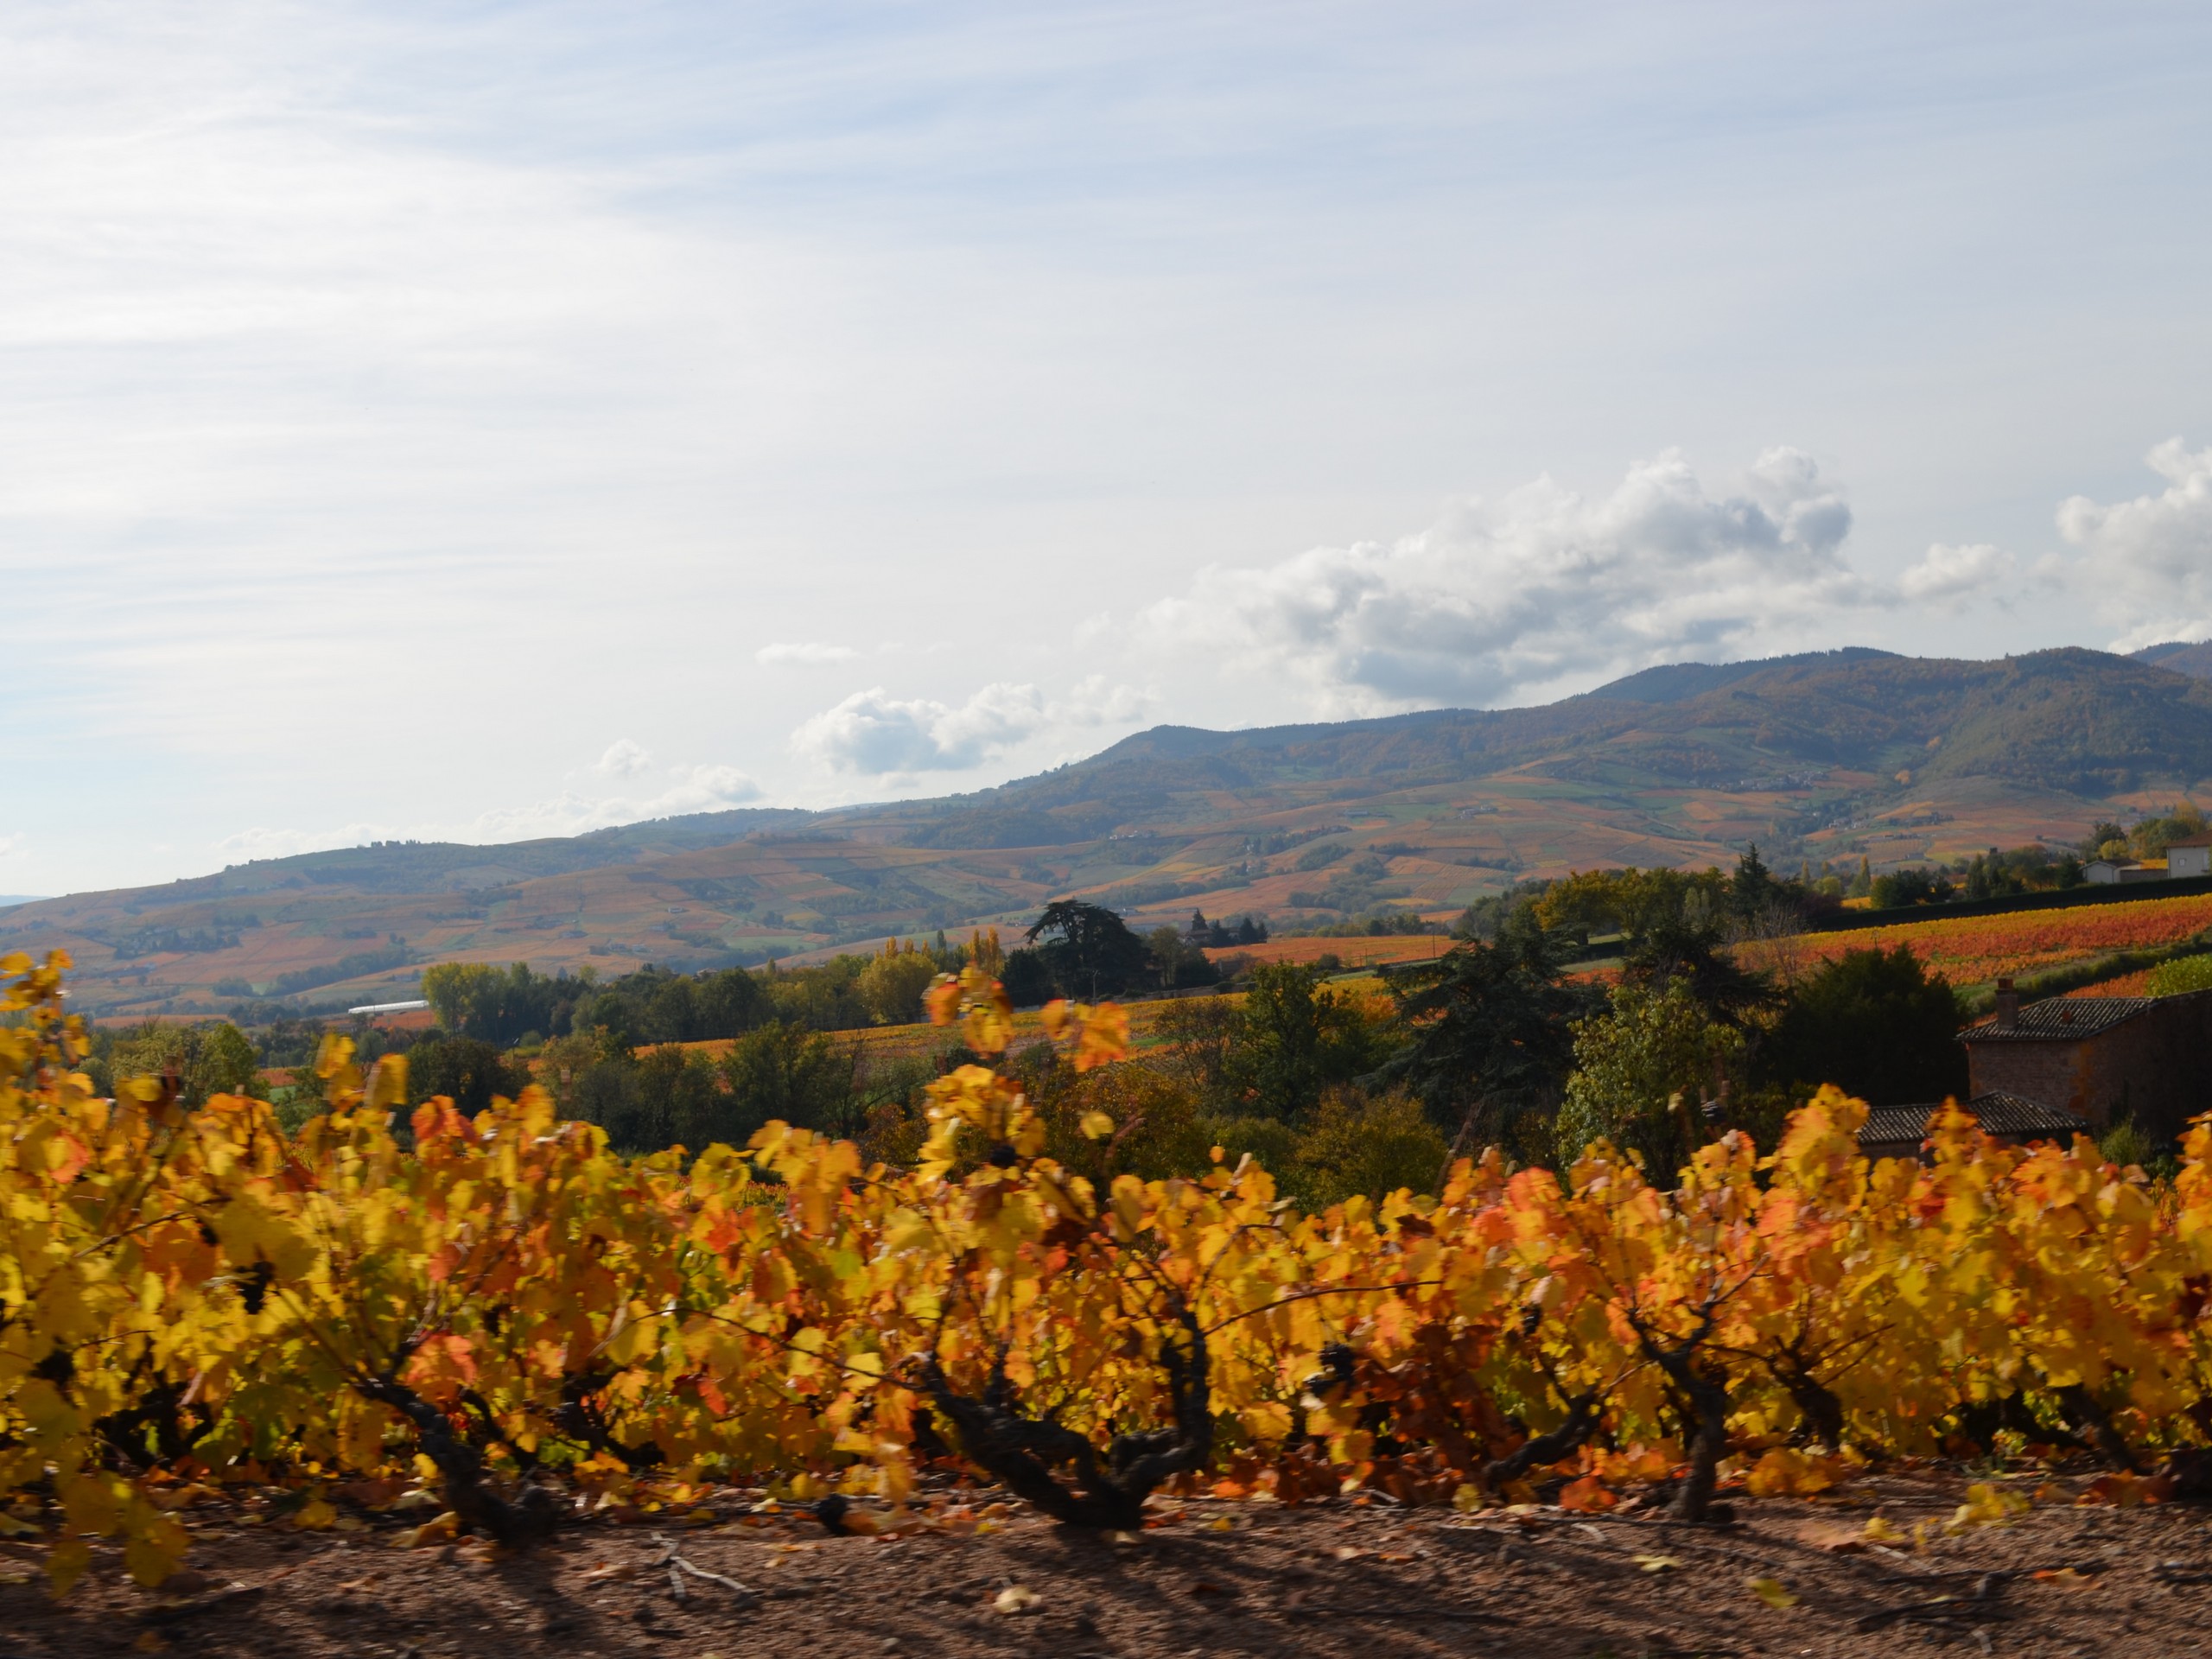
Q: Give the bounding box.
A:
[2134,640,2212,681]
[7,646,2210,1018]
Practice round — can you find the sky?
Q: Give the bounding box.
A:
[4,1,2212,898]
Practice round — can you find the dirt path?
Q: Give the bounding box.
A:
[5,1474,2209,1658]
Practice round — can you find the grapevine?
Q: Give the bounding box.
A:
[6,947,2212,1598]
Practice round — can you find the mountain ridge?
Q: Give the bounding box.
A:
[8,645,2212,1015]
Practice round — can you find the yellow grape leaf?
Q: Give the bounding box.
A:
[1948,1482,2029,1532]
[1079,1111,1116,1141]
[924,975,961,1026]
[1862,1514,1909,1544]
[1451,1484,1482,1513]
[1635,1554,1683,1573]
[1073,1003,1129,1071]
[124,1511,190,1586]
[293,1497,338,1531]
[0,1513,38,1537]
[993,1586,1039,1615]
[1745,1446,1839,1497]
[1746,1576,1799,1609]
[46,1536,92,1596]
[392,1511,461,1549]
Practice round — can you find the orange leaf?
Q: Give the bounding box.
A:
[1557,1476,1617,1513]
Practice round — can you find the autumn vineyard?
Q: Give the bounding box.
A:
[11,937,2212,1613]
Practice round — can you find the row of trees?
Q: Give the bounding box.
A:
[408,907,1209,1055]
[518,866,1974,1212]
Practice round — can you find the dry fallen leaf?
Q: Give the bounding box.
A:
[993,1586,1040,1616]
[1862,1514,1909,1544]
[1747,1576,1800,1609]
[1333,1545,1364,1561]
[1209,1516,1236,1533]
[1635,1554,1684,1573]
[2032,1567,2095,1589]
[391,1511,461,1551]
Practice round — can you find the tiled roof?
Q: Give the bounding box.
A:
[1859,1105,1938,1147]
[1964,1090,2086,1136]
[1857,1091,2086,1150]
[1960,996,2155,1041]
[2168,833,2212,848]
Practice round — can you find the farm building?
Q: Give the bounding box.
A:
[2169,833,2212,880]
[1957,982,2212,1143]
[1856,1090,2086,1161]
[2085,858,2165,884]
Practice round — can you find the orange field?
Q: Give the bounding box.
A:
[1762,893,2212,989]
[1200,933,1448,969]
[2063,966,2160,998]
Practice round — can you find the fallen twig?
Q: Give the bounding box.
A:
[140,1582,267,1624]
[1854,1571,2012,1632]
[1292,1603,1510,1623]
[646,1531,759,1607]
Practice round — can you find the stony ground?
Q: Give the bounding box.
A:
[4,1471,2211,1658]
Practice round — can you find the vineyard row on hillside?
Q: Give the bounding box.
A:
[8,950,2212,1599]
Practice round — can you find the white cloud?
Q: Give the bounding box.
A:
[595,738,654,778]
[792,683,1050,773]
[2056,439,2212,651]
[0,835,21,860]
[789,675,1154,777]
[1898,542,2014,604]
[757,642,861,666]
[1141,448,1863,713]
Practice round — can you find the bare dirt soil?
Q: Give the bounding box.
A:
[4,1471,2210,1659]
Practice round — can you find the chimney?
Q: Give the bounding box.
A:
[1995,976,2019,1031]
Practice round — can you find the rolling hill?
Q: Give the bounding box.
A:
[2134,639,2212,680]
[9,645,2212,1018]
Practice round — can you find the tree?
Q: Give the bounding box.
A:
[1729,843,1780,923]
[1147,926,1218,991]
[405,1036,529,1116]
[1025,900,1153,998]
[1758,946,1967,1106]
[1000,947,1055,1007]
[1554,982,1743,1177]
[1870,867,1949,909]
[1379,908,1598,1161]
[1287,1089,1451,1208]
[1619,901,1775,1031]
[857,944,938,1027]
[1221,963,1393,1121]
[110,1020,262,1108]
[717,1020,857,1141]
[194,1022,261,1101]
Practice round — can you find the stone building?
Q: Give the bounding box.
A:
[1856,1090,2086,1161]
[1955,982,2212,1143]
